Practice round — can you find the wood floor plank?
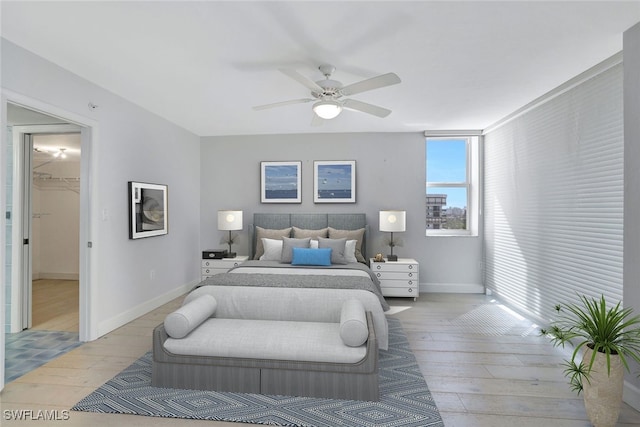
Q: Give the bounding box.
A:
[31,279,79,332]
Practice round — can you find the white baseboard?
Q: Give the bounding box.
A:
[97,280,197,338]
[34,272,80,281]
[624,379,640,412]
[421,282,485,293]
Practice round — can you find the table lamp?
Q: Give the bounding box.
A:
[379,210,406,261]
[218,210,243,258]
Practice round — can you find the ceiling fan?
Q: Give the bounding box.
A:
[253,64,401,121]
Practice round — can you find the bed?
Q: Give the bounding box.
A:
[189,213,390,350]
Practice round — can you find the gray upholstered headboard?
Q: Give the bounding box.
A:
[250,213,368,260]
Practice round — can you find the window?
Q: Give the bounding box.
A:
[425,135,479,236]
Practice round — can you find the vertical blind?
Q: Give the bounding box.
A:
[484,63,623,324]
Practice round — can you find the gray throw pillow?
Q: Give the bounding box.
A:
[281,237,311,263]
[318,237,348,265]
[328,227,366,263]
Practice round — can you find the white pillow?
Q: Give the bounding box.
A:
[345,240,358,263]
[310,239,319,249]
[260,238,283,261]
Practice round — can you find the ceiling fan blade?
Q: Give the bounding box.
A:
[253,98,314,111]
[279,68,324,93]
[340,72,401,96]
[342,99,392,118]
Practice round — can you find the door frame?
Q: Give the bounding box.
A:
[1,89,99,390]
[12,124,82,332]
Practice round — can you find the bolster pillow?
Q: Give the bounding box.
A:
[339,299,368,347]
[164,294,217,338]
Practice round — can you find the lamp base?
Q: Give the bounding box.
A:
[386,254,398,261]
[224,252,237,258]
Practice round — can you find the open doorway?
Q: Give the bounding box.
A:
[30,132,81,332]
[4,104,83,383]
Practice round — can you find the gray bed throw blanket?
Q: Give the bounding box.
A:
[199,265,389,311]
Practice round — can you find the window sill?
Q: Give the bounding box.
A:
[426,230,478,237]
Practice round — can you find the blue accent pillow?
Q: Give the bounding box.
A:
[291,247,332,266]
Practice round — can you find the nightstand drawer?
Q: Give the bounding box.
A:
[380,279,418,288]
[374,271,417,281]
[201,258,246,269]
[201,267,229,276]
[382,286,418,297]
[371,262,417,273]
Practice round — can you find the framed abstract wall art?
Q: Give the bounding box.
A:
[313,160,356,203]
[260,161,302,203]
[128,181,168,239]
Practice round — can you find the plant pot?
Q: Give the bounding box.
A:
[582,347,624,427]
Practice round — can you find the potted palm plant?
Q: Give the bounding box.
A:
[541,294,640,427]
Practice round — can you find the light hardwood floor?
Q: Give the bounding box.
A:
[31,279,79,332]
[1,292,639,426]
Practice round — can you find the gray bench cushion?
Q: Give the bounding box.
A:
[163,318,367,364]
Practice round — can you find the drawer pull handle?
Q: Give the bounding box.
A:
[408,265,413,269]
[376,265,381,270]
[205,269,210,274]
[408,288,413,292]
[408,272,413,277]
[376,273,381,277]
[234,262,239,266]
[408,281,413,285]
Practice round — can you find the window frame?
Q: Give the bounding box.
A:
[425,134,480,237]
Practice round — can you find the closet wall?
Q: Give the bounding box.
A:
[32,134,80,280]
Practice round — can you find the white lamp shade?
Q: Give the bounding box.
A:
[313,100,342,119]
[218,210,243,231]
[379,210,406,232]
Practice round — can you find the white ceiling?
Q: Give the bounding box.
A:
[2,1,640,137]
[33,134,82,164]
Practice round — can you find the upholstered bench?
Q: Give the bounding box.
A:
[152,295,379,401]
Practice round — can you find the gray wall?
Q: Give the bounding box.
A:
[1,39,201,337]
[623,22,640,407]
[200,133,483,291]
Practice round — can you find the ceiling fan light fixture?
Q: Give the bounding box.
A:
[313,100,342,119]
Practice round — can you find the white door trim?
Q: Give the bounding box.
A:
[1,89,99,390]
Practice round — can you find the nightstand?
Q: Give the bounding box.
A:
[370,258,419,301]
[201,255,248,280]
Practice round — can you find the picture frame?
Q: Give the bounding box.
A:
[260,161,302,203]
[314,160,356,203]
[128,181,168,239]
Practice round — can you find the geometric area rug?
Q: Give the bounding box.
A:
[72,318,444,427]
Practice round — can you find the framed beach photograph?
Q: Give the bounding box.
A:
[314,160,356,203]
[128,181,168,239]
[261,161,302,203]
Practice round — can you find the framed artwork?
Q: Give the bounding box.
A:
[314,160,356,203]
[261,161,302,203]
[128,181,168,239]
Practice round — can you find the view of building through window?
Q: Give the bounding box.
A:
[426,138,469,230]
